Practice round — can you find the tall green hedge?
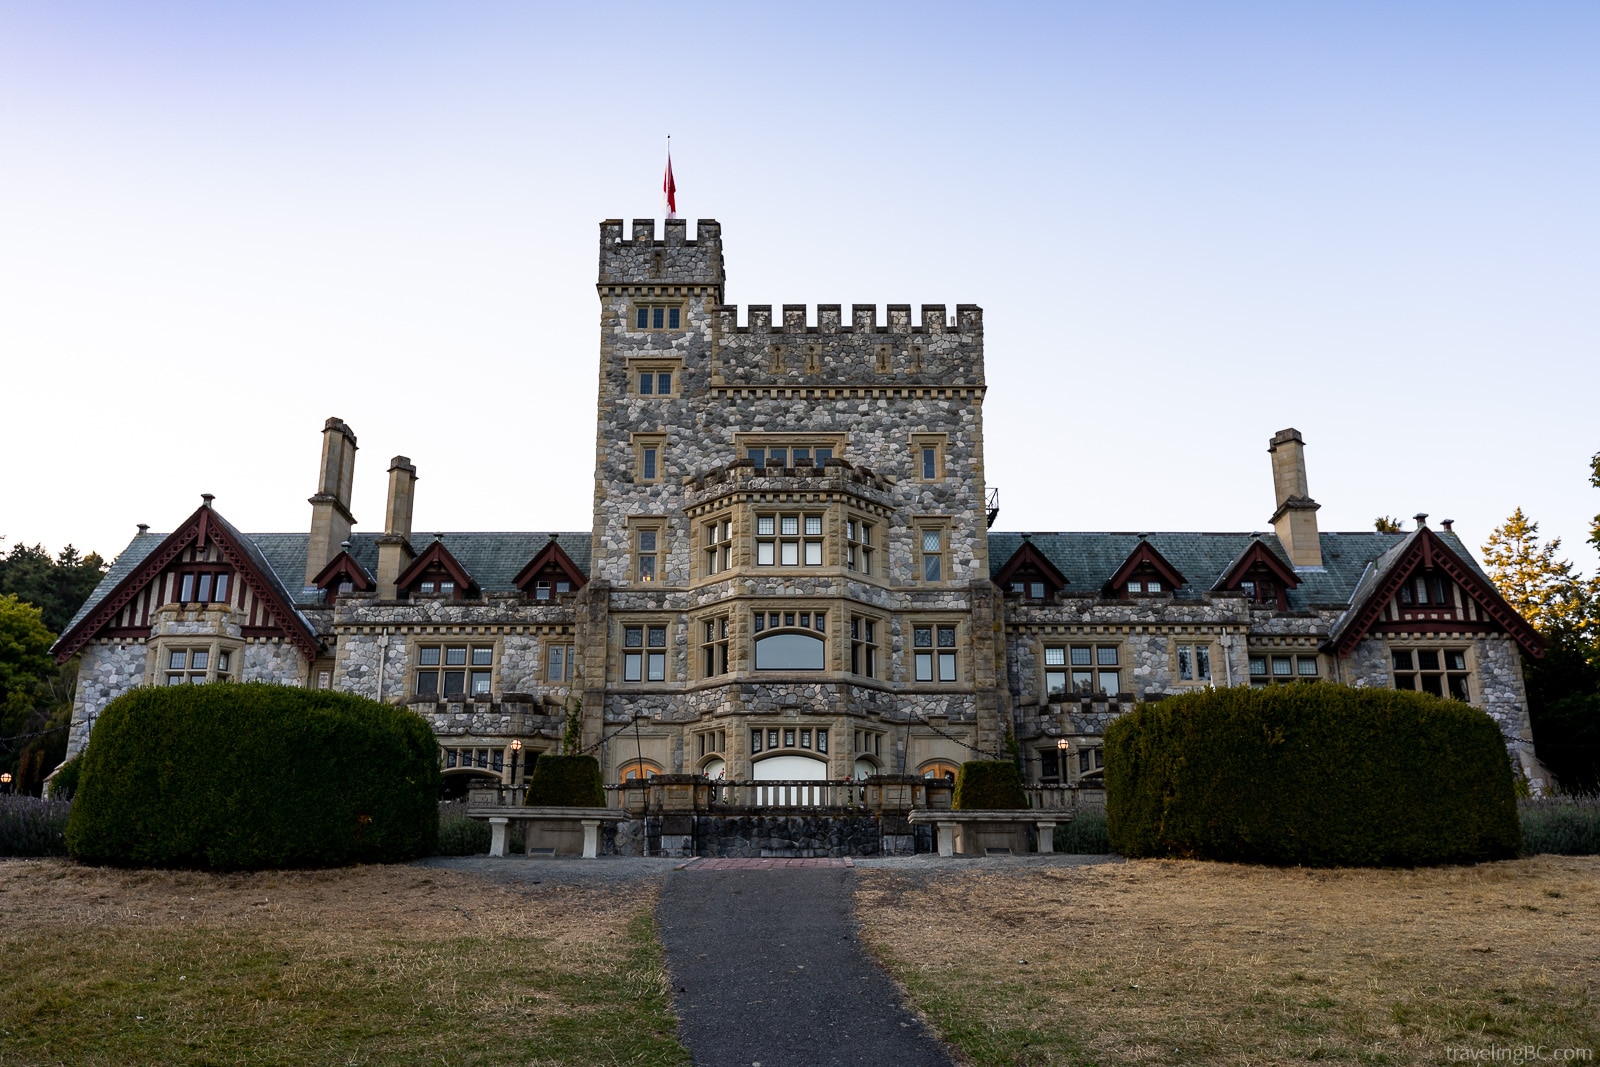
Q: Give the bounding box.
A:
[952,760,1027,810]
[524,755,604,807]
[66,683,439,869]
[1105,684,1520,867]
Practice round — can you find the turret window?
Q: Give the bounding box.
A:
[846,519,875,575]
[756,513,823,567]
[634,305,682,331]
[753,611,827,671]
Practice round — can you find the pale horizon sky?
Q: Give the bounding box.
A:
[3,3,1597,580]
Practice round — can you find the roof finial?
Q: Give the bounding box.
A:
[201,493,215,507]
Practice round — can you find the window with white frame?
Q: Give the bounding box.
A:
[622,624,668,682]
[1175,643,1212,683]
[755,513,823,567]
[162,645,234,685]
[1248,652,1320,685]
[416,644,494,698]
[913,624,958,682]
[1392,648,1470,699]
[846,517,875,575]
[703,516,733,576]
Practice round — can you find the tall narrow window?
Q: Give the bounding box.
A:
[1175,644,1212,683]
[704,517,732,576]
[635,529,658,583]
[641,446,657,480]
[701,616,730,677]
[920,528,944,582]
[850,616,878,677]
[922,447,937,480]
[548,644,574,683]
[846,519,874,575]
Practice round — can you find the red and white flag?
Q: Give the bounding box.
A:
[662,140,677,219]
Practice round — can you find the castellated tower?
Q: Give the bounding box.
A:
[586,217,1006,782]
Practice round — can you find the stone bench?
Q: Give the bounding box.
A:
[465,805,629,858]
[908,809,1075,857]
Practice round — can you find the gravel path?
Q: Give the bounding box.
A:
[656,861,955,1067]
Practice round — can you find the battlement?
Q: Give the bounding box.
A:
[714,303,982,334]
[598,218,724,292]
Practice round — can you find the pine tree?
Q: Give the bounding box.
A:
[1481,508,1593,637]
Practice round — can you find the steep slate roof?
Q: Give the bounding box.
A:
[65,531,594,628]
[986,530,1489,613]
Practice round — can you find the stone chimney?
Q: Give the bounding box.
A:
[375,456,418,599]
[305,417,358,585]
[1267,427,1323,568]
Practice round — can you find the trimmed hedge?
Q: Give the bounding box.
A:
[1106,684,1521,867]
[66,683,439,869]
[525,755,604,807]
[952,760,1027,810]
[47,753,83,799]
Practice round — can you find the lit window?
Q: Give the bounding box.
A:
[635,529,659,583]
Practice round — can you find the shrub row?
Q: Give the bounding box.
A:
[1520,795,1600,856]
[67,683,440,869]
[0,794,72,856]
[1106,684,1521,867]
[1053,810,1110,854]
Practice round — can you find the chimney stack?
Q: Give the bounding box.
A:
[305,417,358,584]
[1267,427,1323,568]
[375,456,418,599]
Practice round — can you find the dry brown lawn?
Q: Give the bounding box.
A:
[0,859,687,1066]
[858,857,1600,1066]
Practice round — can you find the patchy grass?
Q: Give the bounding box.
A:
[0,859,687,1066]
[858,857,1600,1066]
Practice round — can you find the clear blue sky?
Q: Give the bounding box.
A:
[3,2,1596,577]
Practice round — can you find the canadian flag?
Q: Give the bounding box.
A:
[663,141,677,219]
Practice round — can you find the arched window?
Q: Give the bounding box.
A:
[920,760,960,783]
[755,631,825,671]
[617,760,662,782]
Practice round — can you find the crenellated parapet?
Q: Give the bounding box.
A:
[598,218,724,296]
[710,303,984,386]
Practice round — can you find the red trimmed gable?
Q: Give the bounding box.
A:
[994,539,1068,599]
[396,539,478,599]
[53,502,319,663]
[310,549,374,603]
[1330,528,1542,659]
[1214,539,1300,611]
[1105,539,1187,597]
[513,537,588,601]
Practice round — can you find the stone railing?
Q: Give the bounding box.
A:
[605,774,953,815]
[1025,785,1107,812]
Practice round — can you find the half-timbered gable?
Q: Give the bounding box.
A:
[310,548,375,603]
[513,535,589,601]
[1213,538,1301,611]
[395,539,478,600]
[992,537,1068,601]
[1104,537,1187,598]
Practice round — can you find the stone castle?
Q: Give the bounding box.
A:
[53,217,1549,795]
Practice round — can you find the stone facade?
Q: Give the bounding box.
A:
[54,216,1550,795]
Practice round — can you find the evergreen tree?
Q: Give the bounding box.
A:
[1482,508,1592,637]
[0,540,108,634]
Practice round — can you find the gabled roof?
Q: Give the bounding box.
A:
[1213,537,1300,593]
[1105,537,1187,594]
[992,538,1069,592]
[52,503,320,663]
[513,535,590,592]
[396,538,478,594]
[1326,526,1543,659]
[310,549,375,596]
